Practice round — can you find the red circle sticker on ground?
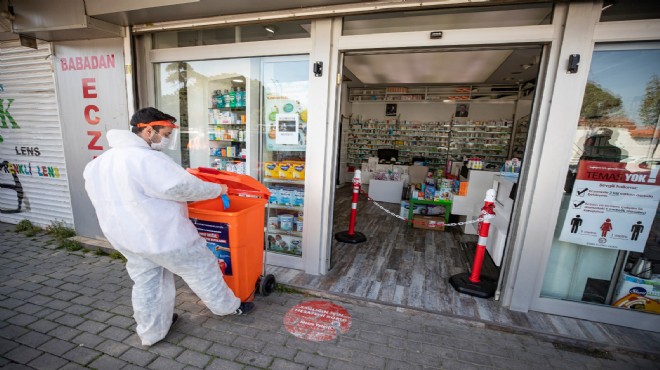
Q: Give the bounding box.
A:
[284,300,352,342]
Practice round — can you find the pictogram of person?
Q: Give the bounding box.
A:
[570,215,583,233]
[600,218,613,237]
[631,221,644,241]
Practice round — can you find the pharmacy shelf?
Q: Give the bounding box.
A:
[269,204,304,211]
[263,178,305,185]
[267,228,302,237]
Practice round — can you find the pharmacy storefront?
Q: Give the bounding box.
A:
[130,1,659,331]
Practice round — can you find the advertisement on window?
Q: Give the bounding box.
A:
[559,160,660,252]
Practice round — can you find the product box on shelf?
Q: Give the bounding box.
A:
[399,201,426,219]
[267,233,302,254]
[277,162,294,179]
[435,188,453,201]
[264,162,278,178]
[413,215,445,231]
[292,162,305,180]
[614,273,660,302]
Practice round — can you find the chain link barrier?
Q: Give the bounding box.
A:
[358,187,493,227]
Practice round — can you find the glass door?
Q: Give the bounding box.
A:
[260,56,309,269]
[541,44,660,315]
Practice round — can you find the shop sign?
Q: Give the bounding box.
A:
[284,300,351,342]
[559,160,660,252]
[54,39,129,238]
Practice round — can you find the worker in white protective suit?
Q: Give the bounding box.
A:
[84,107,254,347]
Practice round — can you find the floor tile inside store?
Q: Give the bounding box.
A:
[267,185,660,355]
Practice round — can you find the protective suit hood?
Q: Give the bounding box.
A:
[107,129,150,149]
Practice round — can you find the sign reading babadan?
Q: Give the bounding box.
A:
[560,160,660,252]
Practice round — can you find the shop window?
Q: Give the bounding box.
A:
[541,45,660,316]
[342,3,553,36]
[600,0,660,22]
[152,20,311,49]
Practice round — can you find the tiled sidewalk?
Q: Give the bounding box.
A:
[0,222,656,369]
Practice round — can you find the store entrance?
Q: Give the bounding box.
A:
[327,46,543,313]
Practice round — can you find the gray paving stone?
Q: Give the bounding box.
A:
[89,299,117,311]
[294,351,331,369]
[47,325,82,341]
[27,352,69,370]
[205,358,244,370]
[88,354,128,370]
[120,347,158,367]
[76,319,108,334]
[54,313,86,327]
[15,303,43,315]
[178,335,213,352]
[7,313,39,326]
[0,306,18,320]
[94,339,131,357]
[27,319,58,334]
[235,350,274,368]
[83,310,115,322]
[385,358,423,370]
[148,341,185,359]
[147,357,186,370]
[29,294,54,306]
[98,325,132,341]
[63,304,94,316]
[38,338,77,356]
[15,331,52,348]
[4,345,43,364]
[109,304,133,317]
[232,334,266,352]
[175,349,212,368]
[261,342,298,361]
[0,337,20,354]
[0,324,30,339]
[10,290,37,301]
[44,299,72,311]
[62,346,102,365]
[105,314,134,329]
[74,332,106,348]
[350,350,387,368]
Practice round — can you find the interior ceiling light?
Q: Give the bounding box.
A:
[232,78,244,83]
[264,25,278,34]
[521,64,532,70]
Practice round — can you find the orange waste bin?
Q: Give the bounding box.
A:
[187,167,275,302]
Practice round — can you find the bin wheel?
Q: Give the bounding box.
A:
[259,274,276,296]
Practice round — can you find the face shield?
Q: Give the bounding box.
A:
[137,120,179,151]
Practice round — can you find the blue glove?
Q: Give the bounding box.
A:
[221,194,230,210]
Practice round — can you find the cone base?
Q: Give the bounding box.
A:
[335,231,367,244]
[449,272,496,299]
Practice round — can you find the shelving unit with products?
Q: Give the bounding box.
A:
[447,119,513,163]
[510,114,529,160]
[207,77,248,173]
[347,119,450,167]
[346,118,513,168]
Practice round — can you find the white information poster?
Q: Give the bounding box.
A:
[560,160,660,252]
[275,113,299,145]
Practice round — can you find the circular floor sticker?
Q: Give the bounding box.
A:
[284,300,352,342]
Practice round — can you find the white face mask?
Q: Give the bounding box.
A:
[150,136,170,151]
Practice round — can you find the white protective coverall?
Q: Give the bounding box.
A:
[83,129,240,346]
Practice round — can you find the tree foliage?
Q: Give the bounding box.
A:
[639,74,660,126]
[580,82,623,119]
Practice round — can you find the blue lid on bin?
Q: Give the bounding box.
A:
[188,167,270,199]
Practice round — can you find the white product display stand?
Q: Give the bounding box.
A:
[368,180,404,203]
